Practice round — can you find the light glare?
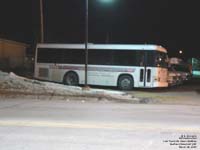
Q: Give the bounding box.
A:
[99,0,114,3]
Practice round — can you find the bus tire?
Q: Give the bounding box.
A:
[118,75,133,90]
[63,71,79,86]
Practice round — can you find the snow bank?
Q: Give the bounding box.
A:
[0,71,136,101]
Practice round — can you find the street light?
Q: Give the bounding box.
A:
[99,0,114,3]
[85,0,89,87]
[179,50,183,54]
[85,0,114,87]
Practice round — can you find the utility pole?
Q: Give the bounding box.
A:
[40,0,44,43]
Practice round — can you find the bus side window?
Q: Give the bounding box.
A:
[138,52,145,66]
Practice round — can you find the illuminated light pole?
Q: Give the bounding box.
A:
[85,0,89,87]
[179,50,183,54]
[84,0,114,87]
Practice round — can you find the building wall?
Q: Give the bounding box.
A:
[0,40,4,58]
[0,39,28,68]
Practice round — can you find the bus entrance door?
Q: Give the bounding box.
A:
[138,67,145,87]
[138,51,153,88]
[145,67,152,87]
[138,67,152,88]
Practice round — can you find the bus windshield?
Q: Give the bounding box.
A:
[147,51,168,68]
[155,52,168,68]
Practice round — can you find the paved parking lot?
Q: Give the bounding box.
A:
[128,78,200,105]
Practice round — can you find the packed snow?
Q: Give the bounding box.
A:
[0,71,137,101]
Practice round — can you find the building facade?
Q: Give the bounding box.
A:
[0,39,29,68]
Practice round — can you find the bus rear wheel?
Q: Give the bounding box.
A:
[63,72,79,86]
[118,75,133,90]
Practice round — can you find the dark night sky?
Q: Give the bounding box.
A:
[0,0,200,59]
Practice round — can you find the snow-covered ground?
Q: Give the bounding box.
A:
[0,71,137,102]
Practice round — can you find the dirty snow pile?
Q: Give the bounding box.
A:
[0,71,135,101]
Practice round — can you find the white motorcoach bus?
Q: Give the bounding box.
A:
[34,43,168,90]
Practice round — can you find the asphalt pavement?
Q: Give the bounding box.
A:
[0,98,199,150]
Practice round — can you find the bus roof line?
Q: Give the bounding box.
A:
[37,43,167,53]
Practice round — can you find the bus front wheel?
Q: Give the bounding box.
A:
[118,75,133,90]
[63,72,79,86]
